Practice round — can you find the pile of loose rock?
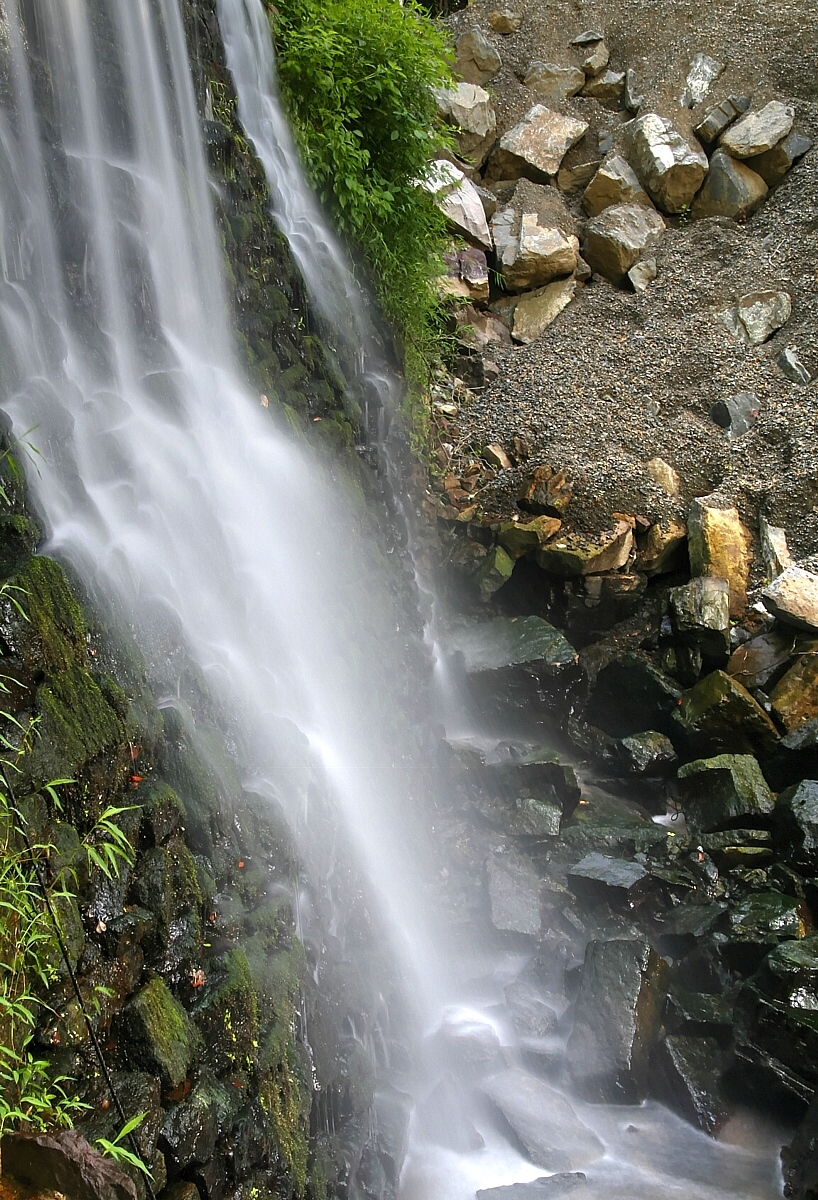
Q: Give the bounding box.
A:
[425,18,811,355]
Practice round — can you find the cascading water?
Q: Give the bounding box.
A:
[0,0,789,1198]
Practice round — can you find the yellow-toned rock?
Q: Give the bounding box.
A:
[636,520,687,576]
[771,653,818,732]
[688,497,752,618]
[498,516,562,558]
[536,520,633,576]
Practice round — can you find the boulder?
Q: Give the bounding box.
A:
[582,155,653,217]
[636,518,686,575]
[688,497,751,618]
[581,41,609,75]
[582,70,624,102]
[624,69,644,113]
[727,628,796,691]
[489,8,522,33]
[567,939,669,1102]
[761,516,793,580]
[617,730,678,775]
[433,83,497,168]
[160,1075,220,1174]
[779,346,812,385]
[691,150,768,219]
[681,53,724,108]
[695,95,751,144]
[455,28,502,86]
[729,893,810,948]
[782,1086,818,1197]
[504,979,559,1036]
[418,1078,484,1152]
[0,1131,138,1200]
[481,1070,604,1170]
[672,670,779,757]
[627,114,708,213]
[512,278,579,342]
[478,793,562,837]
[494,212,576,291]
[585,651,682,737]
[746,131,812,186]
[439,246,491,303]
[477,545,515,601]
[699,827,773,868]
[118,977,201,1090]
[584,202,665,284]
[763,566,818,632]
[478,1176,590,1200]
[720,101,795,158]
[568,852,651,909]
[771,654,818,732]
[736,289,792,344]
[524,62,585,104]
[535,520,633,575]
[487,849,542,935]
[646,456,681,495]
[710,390,761,438]
[665,990,734,1036]
[669,577,730,658]
[774,781,818,871]
[487,106,589,182]
[557,159,602,193]
[498,516,562,558]
[571,28,604,44]
[653,1035,730,1135]
[424,160,492,249]
[454,304,512,352]
[676,753,775,834]
[628,257,658,291]
[518,464,573,515]
[757,935,818,1006]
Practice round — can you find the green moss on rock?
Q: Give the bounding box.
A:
[1,556,87,677]
[195,947,260,1076]
[29,662,125,786]
[120,977,201,1089]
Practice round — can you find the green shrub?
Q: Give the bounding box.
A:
[271,0,453,384]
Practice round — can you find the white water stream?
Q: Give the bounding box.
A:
[0,0,786,1197]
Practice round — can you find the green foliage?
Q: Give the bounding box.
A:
[272,0,453,380]
[95,1111,153,1178]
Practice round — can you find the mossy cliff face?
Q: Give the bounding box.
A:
[0,418,405,1200]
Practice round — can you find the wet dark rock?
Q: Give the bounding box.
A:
[773,781,818,870]
[658,902,730,957]
[1,1130,137,1200]
[477,793,562,837]
[481,1069,604,1170]
[771,654,818,734]
[676,754,774,834]
[480,747,581,819]
[700,828,774,869]
[782,1092,818,1197]
[160,1074,223,1176]
[672,670,779,757]
[669,577,730,660]
[118,977,201,1090]
[564,789,667,858]
[140,782,186,846]
[710,391,761,438]
[727,1042,813,1120]
[566,939,669,1102]
[568,852,651,910]
[738,989,818,1091]
[80,1072,162,1165]
[487,848,542,935]
[585,651,682,738]
[504,979,559,1036]
[651,1034,730,1135]
[616,730,678,776]
[756,935,818,1006]
[477,1174,589,1200]
[727,628,796,691]
[665,990,734,1038]
[723,893,811,973]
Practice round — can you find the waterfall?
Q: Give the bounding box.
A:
[0,0,443,1024]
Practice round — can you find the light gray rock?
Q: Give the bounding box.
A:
[582,42,610,75]
[624,69,644,113]
[496,213,577,291]
[478,1175,590,1200]
[747,131,813,186]
[571,29,604,45]
[737,289,792,344]
[681,53,724,108]
[582,69,624,102]
[628,257,657,291]
[779,346,812,385]
[433,83,497,168]
[487,849,542,935]
[487,106,589,182]
[524,61,585,104]
[512,278,579,343]
[455,28,502,86]
[710,390,760,438]
[423,160,493,249]
[583,154,653,216]
[720,100,795,158]
[481,1070,605,1171]
[759,516,792,580]
[584,201,666,284]
[695,95,751,144]
[762,566,818,633]
[627,114,709,213]
[691,149,768,219]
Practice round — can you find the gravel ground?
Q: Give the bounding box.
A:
[440,0,818,558]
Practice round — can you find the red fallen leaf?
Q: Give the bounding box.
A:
[129,774,144,787]
[165,1079,192,1102]
[101,1098,110,1110]
[190,969,206,989]
[231,1080,243,1089]
[237,860,245,868]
